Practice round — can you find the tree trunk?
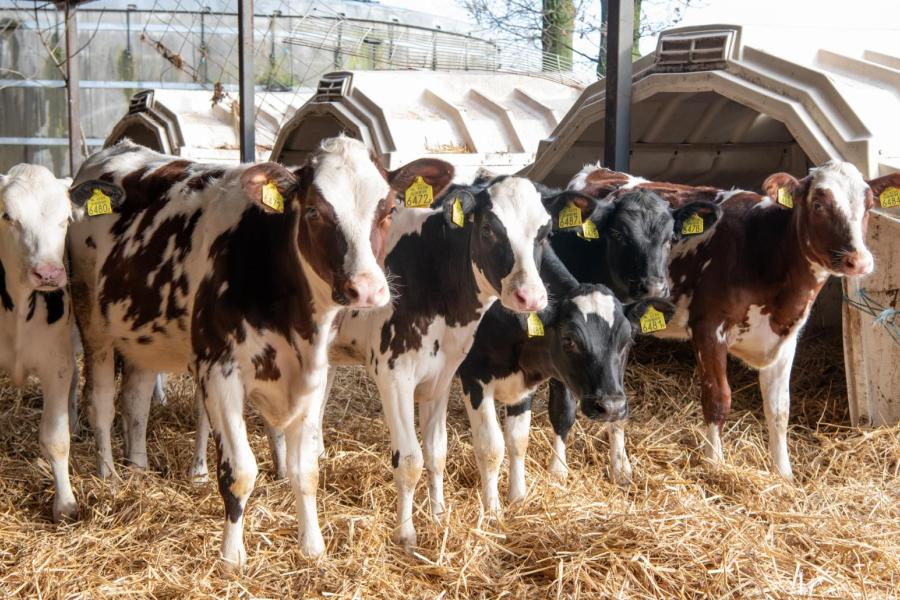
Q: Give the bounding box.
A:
[542,0,575,71]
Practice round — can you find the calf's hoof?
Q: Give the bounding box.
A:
[611,459,633,487]
[548,460,569,481]
[53,498,79,522]
[301,531,326,559]
[392,525,417,550]
[220,546,247,570]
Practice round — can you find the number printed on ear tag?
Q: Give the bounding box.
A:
[526,312,544,337]
[682,212,704,235]
[639,306,667,334]
[880,187,900,208]
[777,187,793,209]
[262,182,284,213]
[451,197,465,227]
[579,219,599,239]
[404,176,433,208]
[87,189,112,216]
[558,201,582,229]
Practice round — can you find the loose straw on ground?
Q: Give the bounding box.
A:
[0,330,897,598]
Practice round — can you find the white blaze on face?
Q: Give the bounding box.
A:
[310,136,391,307]
[0,164,72,289]
[810,160,874,275]
[488,178,549,313]
[572,290,616,327]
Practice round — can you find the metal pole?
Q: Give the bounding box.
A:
[603,0,633,172]
[65,1,83,176]
[237,0,255,163]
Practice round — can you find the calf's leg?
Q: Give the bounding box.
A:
[85,345,118,478]
[38,359,78,521]
[607,420,632,485]
[759,335,797,480]
[547,379,575,478]
[203,363,258,568]
[382,376,422,547]
[189,388,211,482]
[691,327,731,465]
[463,382,504,513]
[264,421,286,480]
[504,396,532,504]
[283,400,326,558]
[420,388,450,521]
[121,363,157,470]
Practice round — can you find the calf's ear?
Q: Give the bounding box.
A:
[866,172,900,209]
[625,297,676,334]
[762,172,809,209]
[69,180,126,210]
[240,162,298,214]
[388,158,455,200]
[440,187,477,229]
[672,201,721,239]
[542,190,606,232]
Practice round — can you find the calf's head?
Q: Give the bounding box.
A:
[764,160,874,277]
[560,188,720,302]
[0,165,73,291]
[547,285,675,421]
[441,177,566,313]
[249,136,454,309]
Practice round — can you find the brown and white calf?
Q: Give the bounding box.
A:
[563,160,892,480]
[67,137,453,566]
[0,164,79,521]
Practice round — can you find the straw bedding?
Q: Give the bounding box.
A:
[0,329,897,599]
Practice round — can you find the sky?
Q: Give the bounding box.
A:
[378,0,900,61]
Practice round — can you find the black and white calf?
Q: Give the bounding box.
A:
[68,137,454,566]
[544,187,721,480]
[328,176,598,548]
[458,247,674,510]
[0,164,79,521]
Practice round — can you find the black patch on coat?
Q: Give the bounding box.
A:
[137,335,152,345]
[214,434,243,523]
[506,396,532,417]
[41,291,65,324]
[0,259,13,311]
[251,344,281,381]
[391,450,400,469]
[432,339,439,356]
[26,293,36,321]
[85,236,96,249]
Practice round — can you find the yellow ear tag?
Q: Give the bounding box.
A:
[404,176,433,208]
[262,182,284,213]
[579,219,600,240]
[526,312,544,337]
[639,306,667,334]
[558,201,582,229]
[879,186,900,208]
[681,212,704,235]
[777,187,793,208]
[86,188,113,216]
[451,197,465,227]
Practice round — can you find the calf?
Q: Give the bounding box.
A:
[458,245,673,510]
[67,137,453,566]
[328,176,596,548]
[0,164,78,521]
[545,186,720,480]
[563,160,889,480]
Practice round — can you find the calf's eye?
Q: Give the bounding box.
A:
[305,206,319,220]
[813,202,824,214]
[562,336,577,352]
[481,224,495,239]
[1,212,10,222]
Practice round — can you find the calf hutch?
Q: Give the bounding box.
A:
[270,70,583,182]
[105,89,312,162]
[524,23,900,426]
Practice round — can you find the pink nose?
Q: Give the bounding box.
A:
[343,274,389,308]
[512,285,547,312]
[31,264,66,288]
[842,253,873,276]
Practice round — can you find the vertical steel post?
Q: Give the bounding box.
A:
[65,1,83,176]
[237,0,255,162]
[603,0,633,171]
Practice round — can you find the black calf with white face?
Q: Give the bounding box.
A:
[549,188,720,303]
[457,245,674,510]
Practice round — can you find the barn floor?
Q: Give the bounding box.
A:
[0,332,897,599]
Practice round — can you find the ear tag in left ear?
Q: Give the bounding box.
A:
[558,201,582,229]
[880,186,900,208]
[682,212,704,235]
[451,197,465,227]
[404,176,433,208]
[526,312,544,337]
[777,187,793,209]
[262,181,284,213]
[86,188,113,216]
[579,219,600,240]
[639,306,667,334]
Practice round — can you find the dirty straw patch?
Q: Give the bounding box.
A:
[0,332,897,599]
